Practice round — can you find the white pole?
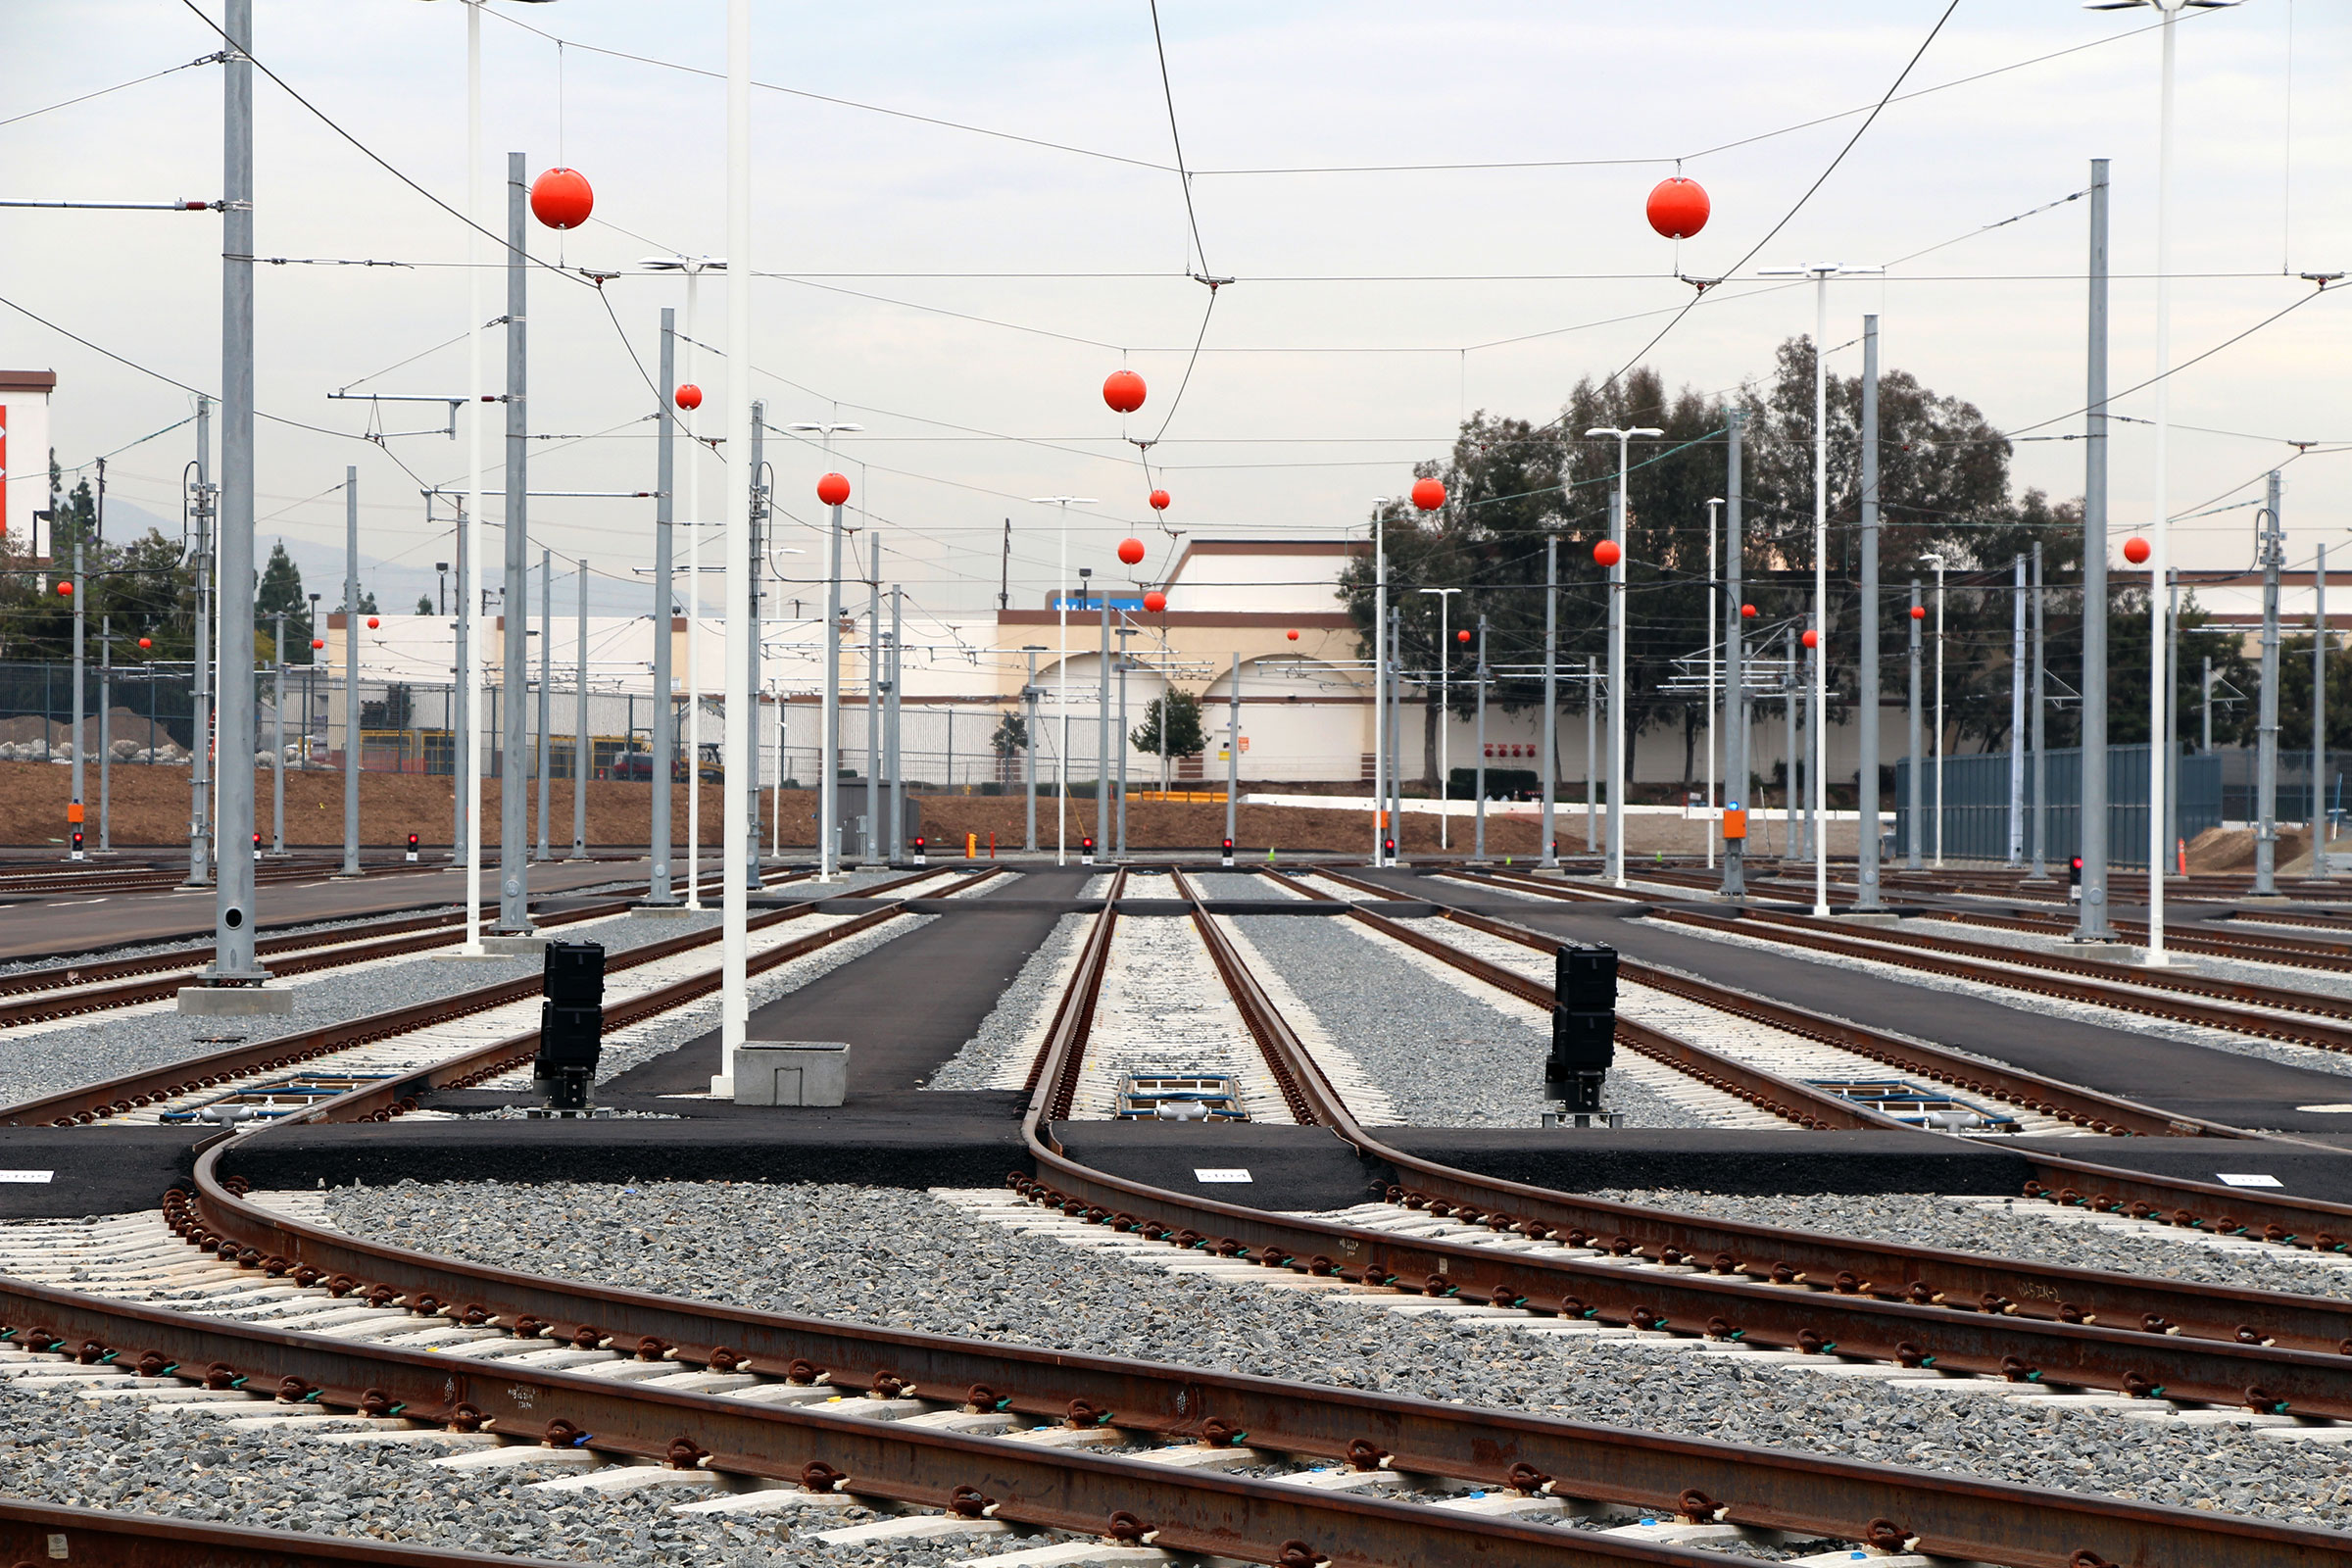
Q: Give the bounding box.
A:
[2145,4,2179,963]
[1374,509,1388,863]
[684,268,703,908]
[1438,592,1448,852]
[1934,561,1946,867]
[1608,441,1630,887]
[717,0,751,1089]
[1812,275,1831,915]
[461,0,483,956]
[1057,503,1068,867]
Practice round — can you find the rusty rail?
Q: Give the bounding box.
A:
[0,1498,571,1568]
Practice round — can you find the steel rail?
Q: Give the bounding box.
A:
[0,866,952,1129]
[0,1257,1728,1568]
[146,908,2352,1568]
[1022,920,2352,1423]
[1908,905,2352,972]
[0,1497,574,1568]
[1342,867,2352,1287]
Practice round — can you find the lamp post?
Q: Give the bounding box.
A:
[1759,263,1882,914]
[789,421,864,881]
[2085,0,2241,963]
[1922,554,1949,867]
[1417,587,1461,851]
[1028,497,1097,868]
[1583,425,1661,888]
[1705,496,1724,873]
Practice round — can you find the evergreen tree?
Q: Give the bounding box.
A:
[258,541,309,646]
[1130,691,1205,759]
[416,594,435,616]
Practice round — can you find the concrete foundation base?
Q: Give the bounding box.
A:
[630,904,697,917]
[176,985,295,1017]
[1838,911,1902,926]
[481,933,548,956]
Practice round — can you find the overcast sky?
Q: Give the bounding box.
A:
[6,0,2346,619]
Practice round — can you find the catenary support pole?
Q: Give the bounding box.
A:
[452,512,467,862]
[2032,542,2048,879]
[647,310,678,905]
[1908,580,1923,869]
[888,585,904,862]
[98,613,112,853]
[718,0,752,1088]
[1934,563,1946,866]
[1389,606,1404,857]
[1721,408,1746,897]
[746,403,765,887]
[2167,569,2181,872]
[864,543,881,864]
[1608,474,1628,889]
[495,151,530,935]
[1225,651,1239,851]
[1542,533,1557,866]
[2256,470,2282,897]
[2145,25,2180,960]
[70,540,84,860]
[341,468,360,877]
[1474,615,1489,862]
[1856,322,1882,909]
[1585,656,1596,854]
[458,0,483,948]
[205,0,263,984]
[2314,543,2332,883]
[1373,511,1387,864]
[1096,585,1110,855]
[2076,157,2115,939]
[535,547,551,860]
[187,399,213,887]
[821,490,843,879]
[270,611,283,855]
[2009,554,2027,865]
[571,558,588,858]
[1024,648,1040,852]
[1114,633,1128,858]
[2203,656,2213,753]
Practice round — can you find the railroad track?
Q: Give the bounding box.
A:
[0,1497,569,1568]
[1909,903,2352,973]
[0,869,809,1030]
[0,866,977,1129]
[0,856,462,902]
[3,860,2350,1563]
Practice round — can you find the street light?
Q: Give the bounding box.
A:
[787,420,864,881]
[1760,262,1883,915]
[1029,497,1097,867]
[1921,553,1949,868]
[2082,0,2237,962]
[641,256,726,908]
[1417,588,1462,852]
[1583,426,1661,888]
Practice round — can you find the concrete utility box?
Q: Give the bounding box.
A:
[734,1041,850,1106]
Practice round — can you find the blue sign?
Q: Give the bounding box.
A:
[1051,594,1147,612]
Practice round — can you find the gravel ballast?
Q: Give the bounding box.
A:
[288,1178,2352,1531]
[1233,913,1716,1129]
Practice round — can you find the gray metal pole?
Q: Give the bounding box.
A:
[535,547,552,860]
[571,559,588,858]
[452,516,468,861]
[1115,639,1129,858]
[1225,651,1239,852]
[97,615,110,859]
[2032,543,2048,879]
[746,402,765,885]
[2202,656,2213,752]
[648,309,677,904]
[1474,615,1489,862]
[1606,476,1626,886]
[2167,568,2181,873]
[1541,534,1556,865]
[2009,554,2026,864]
[1786,671,1798,859]
[1908,581,1923,870]
[342,467,360,876]
[1803,640,1817,859]
[1856,325,1882,909]
[2256,469,2282,896]
[70,540,84,859]
[865,544,881,865]
[270,611,283,855]
[1722,407,1745,896]
[1585,657,1596,854]
[1025,649,1041,852]
[496,151,530,932]
[888,585,905,861]
[207,0,261,979]
[2315,543,2332,883]
[187,398,213,887]
[1095,588,1109,856]
[2075,157,2115,939]
[1389,606,1404,857]
[821,497,843,877]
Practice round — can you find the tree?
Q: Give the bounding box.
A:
[1130,690,1205,760]
[416,594,434,616]
[357,588,378,614]
[258,541,309,646]
[990,710,1028,757]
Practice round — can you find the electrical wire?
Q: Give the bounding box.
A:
[0,53,223,131]
[1146,0,1210,278]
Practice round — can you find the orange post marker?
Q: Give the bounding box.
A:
[1721,808,1747,841]
[66,802,85,825]
[966,831,978,859]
